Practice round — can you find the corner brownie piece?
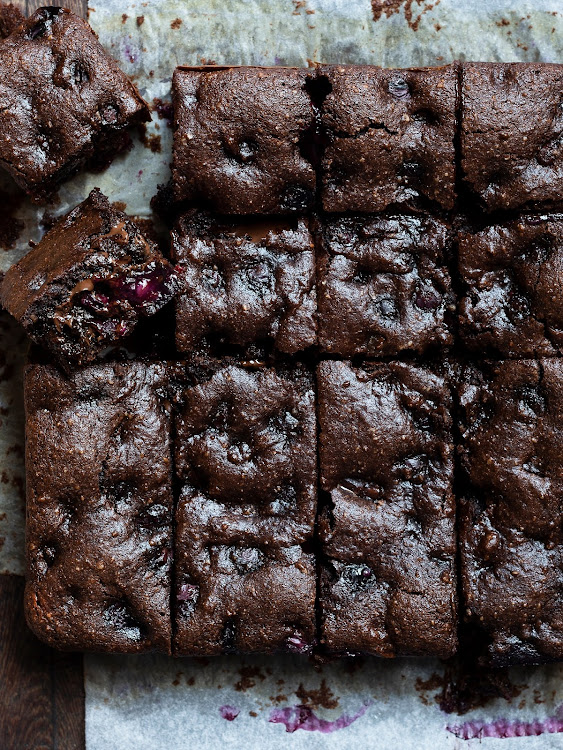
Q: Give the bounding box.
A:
[173,362,316,655]
[318,214,453,356]
[172,212,316,355]
[459,215,563,357]
[319,64,457,213]
[0,189,178,367]
[0,8,149,200]
[461,63,563,212]
[460,360,563,666]
[172,66,316,214]
[24,361,173,653]
[318,360,457,658]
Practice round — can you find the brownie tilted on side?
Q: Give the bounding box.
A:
[317,214,454,356]
[173,361,317,656]
[0,8,149,200]
[319,64,458,213]
[24,362,173,653]
[172,66,317,214]
[460,359,563,666]
[0,189,178,368]
[318,360,457,658]
[172,212,316,355]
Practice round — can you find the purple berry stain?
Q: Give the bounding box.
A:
[219,705,240,722]
[447,704,563,740]
[269,700,372,734]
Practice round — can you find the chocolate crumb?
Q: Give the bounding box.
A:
[171,18,182,29]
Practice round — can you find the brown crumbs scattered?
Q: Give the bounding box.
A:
[137,16,145,26]
[296,679,339,710]
[235,666,266,693]
[171,18,182,30]
[138,123,162,153]
[249,711,258,718]
[111,201,127,213]
[121,13,128,24]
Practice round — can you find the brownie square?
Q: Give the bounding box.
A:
[461,63,563,212]
[459,215,563,357]
[0,8,149,200]
[318,360,457,658]
[173,362,316,655]
[318,214,453,356]
[172,66,316,214]
[460,359,563,666]
[0,189,178,368]
[319,64,457,213]
[24,361,173,653]
[172,212,316,355]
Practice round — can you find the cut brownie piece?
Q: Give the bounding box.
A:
[0,8,149,200]
[460,359,563,666]
[172,66,316,214]
[319,64,457,213]
[173,361,316,655]
[459,215,563,357]
[461,63,563,212]
[0,189,178,368]
[172,212,316,355]
[318,214,453,356]
[318,360,457,658]
[24,361,173,653]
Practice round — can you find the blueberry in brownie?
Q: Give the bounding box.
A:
[172,66,317,214]
[317,214,454,356]
[317,360,457,657]
[173,361,316,655]
[24,361,173,653]
[460,359,563,666]
[319,64,458,213]
[0,189,178,368]
[0,8,149,200]
[171,212,316,355]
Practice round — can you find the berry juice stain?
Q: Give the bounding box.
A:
[268,700,372,733]
[447,704,563,740]
[219,705,240,721]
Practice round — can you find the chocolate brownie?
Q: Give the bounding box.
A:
[24,361,173,653]
[318,214,453,356]
[172,66,316,214]
[318,360,457,657]
[0,8,149,200]
[0,3,24,38]
[319,64,457,213]
[172,212,316,355]
[459,215,563,357]
[460,359,563,666]
[0,189,178,368]
[461,63,563,212]
[173,362,316,655]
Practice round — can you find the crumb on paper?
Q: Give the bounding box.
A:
[171,18,182,29]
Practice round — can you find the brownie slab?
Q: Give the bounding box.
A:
[172,212,316,355]
[459,215,563,357]
[460,360,563,666]
[0,189,178,368]
[174,362,316,655]
[0,8,149,201]
[172,66,316,214]
[461,63,563,212]
[318,360,457,658]
[318,214,453,356]
[24,362,173,653]
[319,64,457,213]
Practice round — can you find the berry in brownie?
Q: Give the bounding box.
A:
[24,361,173,653]
[0,189,178,368]
[0,8,149,200]
[172,66,317,214]
[318,360,457,657]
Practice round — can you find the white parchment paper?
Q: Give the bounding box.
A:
[3,0,563,747]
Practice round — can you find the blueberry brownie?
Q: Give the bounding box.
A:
[0,189,178,368]
[173,362,316,655]
[172,212,316,355]
[172,66,316,214]
[319,64,457,213]
[318,360,457,657]
[459,215,563,357]
[0,8,149,200]
[460,359,563,666]
[24,361,173,653]
[317,214,453,356]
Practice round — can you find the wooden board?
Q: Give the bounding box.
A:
[11,0,88,19]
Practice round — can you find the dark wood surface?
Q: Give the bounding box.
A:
[12,0,88,19]
[0,575,85,750]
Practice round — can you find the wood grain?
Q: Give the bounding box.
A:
[10,1,88,20]
[0,575,85,750]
